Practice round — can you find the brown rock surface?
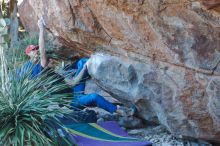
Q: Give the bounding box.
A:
[18,0,220,142]
[201,0,220,9]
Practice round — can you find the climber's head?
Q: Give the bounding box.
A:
[25,45,39,62]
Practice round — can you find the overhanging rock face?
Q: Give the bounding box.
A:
[18,0,220,141]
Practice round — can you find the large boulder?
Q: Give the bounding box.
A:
[18,0,220,71]
[18,0,220,142]
[88,53,220,142]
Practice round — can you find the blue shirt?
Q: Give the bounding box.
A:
[72,58,89,95]
[17,60,43,79]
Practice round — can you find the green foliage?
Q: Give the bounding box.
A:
[0,18,9,43]
[5,46,28,69]
[0,18,10,52]
[1,0,9,17]
[0,67,76,146]
[19,33,39,49]
[0,21,78,145]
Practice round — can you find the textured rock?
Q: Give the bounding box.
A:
[18,1,38,32]
[201,0,220,9]
[87,53,220,142]
[18,0,220,142]
[128,126,213,146]
[18,0,220,71]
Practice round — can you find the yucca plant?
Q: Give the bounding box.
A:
[0,66,77,145]
[0,49,76,145]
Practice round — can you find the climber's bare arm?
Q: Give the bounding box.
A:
[65,63,87,86]
[38,17,47,68]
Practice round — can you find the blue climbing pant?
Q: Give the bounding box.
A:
[72,93,117,113]
[71,58,117,113]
